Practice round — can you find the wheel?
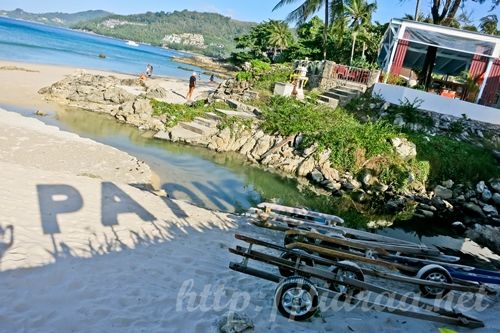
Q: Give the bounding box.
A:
[278,250,314,277]
[416,264,452,298]
[274,276,319,321]
[328,261,365,296]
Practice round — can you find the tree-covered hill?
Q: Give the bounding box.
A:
[0,8,113,27]
[72,10,256,57]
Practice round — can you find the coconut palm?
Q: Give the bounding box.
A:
[267,21,295,56]
[273,0,345,60]
[479,15,499,35]
[344,0,377,64]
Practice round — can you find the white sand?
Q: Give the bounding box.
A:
[0,61,498,332]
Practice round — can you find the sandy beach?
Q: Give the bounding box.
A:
[0,60,499,333]
[0,60,215,111]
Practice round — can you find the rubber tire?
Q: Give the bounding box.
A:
[274,276,319,321]
[416,264,452,298]
[278,250,314,277]
[329,260,365,296]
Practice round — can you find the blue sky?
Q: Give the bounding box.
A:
[0,0,497,24]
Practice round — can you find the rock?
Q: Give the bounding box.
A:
[251,135,274,159]
[294,133,303,148]
[491,181,500,193]
[418,203,437,212]
[317,149,331,164]
[239,138,257,156]
[441,179,454,189]
[360,170,374,187]
[451,221,466,231]
[482,188,493,202]
[433,185,453,200]
[309,169,324,183]
[302,144,317,157]
[373,183,389,193]
[133,99,153,115]
[463,202,486,218]
[342,179,361,191]
[35,110,47,116]
[493,193,500,205]
[297,156,315,177]
[217,311,254,333]
[483,204,498,216]
[493,150,500,163]
[466,224,500,254]
[476,181,486,194]
[418,209,434,218]
[319,163,339,182]
[390,137,416,160]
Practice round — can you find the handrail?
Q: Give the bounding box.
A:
[331,63,372,85]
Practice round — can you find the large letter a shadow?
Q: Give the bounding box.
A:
[101,182,156,226]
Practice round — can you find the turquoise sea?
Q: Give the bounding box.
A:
[0,17,202,78]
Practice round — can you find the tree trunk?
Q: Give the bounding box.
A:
[323,0,329,60]
[361,42,366,59]
[414,0,421,21]
[350,32,357,65]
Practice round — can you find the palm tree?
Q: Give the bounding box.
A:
[267,21,295,56]
[479,15,499,35]
[273,0,345,60]
[344,0,376,64]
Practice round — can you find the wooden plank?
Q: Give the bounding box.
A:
[287,242,419,274]
[257,202,345,224]
[258,136,295,162]
[286,229,442,257]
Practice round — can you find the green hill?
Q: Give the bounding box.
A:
[0,8,113,27]
[72,10,256,57]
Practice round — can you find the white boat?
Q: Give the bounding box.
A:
[126,40,139,47]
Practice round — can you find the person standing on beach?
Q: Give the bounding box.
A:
[145,64,153,77]
[186,72,197,102]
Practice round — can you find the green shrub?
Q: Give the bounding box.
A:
[388,98,434,129]
[261,96,406,183]
[236,71,252,81]
[151,100,230,128]
[408,133,499,185]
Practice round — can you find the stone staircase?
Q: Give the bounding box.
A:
[154,109,256,142]
[319,82,367,108]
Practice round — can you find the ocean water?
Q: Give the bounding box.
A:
[0,17,202,78]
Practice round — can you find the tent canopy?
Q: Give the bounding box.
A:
[379,19,500,76]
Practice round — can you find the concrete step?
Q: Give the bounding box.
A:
[193,116,217,128]
[179,121,216,135]
[204,112,222,121]
[333,87,362,96]
[323,91,353,102]
[338,82,367,93]
[169,126,203,141]
[214,109,256,119]
[319,95,339,109]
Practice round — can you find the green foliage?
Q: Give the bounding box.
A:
[151,99,208,128]
[236,71,253,81]
[388,98,434,129]
[253,64,293,93]
[231,20,294,64]
[408,133,500,185]
[217,115,254,137]
[72,10,255,57]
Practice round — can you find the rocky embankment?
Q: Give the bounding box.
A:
[39,73,500,253]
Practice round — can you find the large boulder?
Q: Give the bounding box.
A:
[433,185,453,200]
[390,137,416,160]
[466,224,500,254]
[297,155,315,177]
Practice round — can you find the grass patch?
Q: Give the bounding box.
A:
[151,100,229,128]
[408,132,499,185]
